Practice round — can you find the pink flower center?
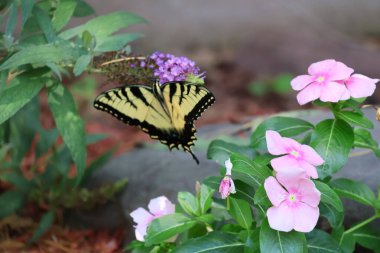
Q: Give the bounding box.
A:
[290,150,300,158]
[316,76,325,83]
[285,189,302,207]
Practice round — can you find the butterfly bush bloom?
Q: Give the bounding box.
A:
[264,176,321,232]
[291,59,379,105]
[219,158,236,199]
[130,196,175,241]
[266,130,324,179]
[150,51,202,84]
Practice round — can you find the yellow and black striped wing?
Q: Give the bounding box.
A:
[160,82,215,122]
[93,85,173,139]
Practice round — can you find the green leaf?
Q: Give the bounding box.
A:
[29,211,55,244]
[353,225,380,253]
[34,7,56,42]
[199,184,214,214]
[230,153,272,189]
[310,119,354,179]
[47,83,86,183]
[334,111,373,129]
[260,220,307,253]
[73,55,91,76]
[52,0,77,31]
[353,128,380,157]
[73,0,94,17]
[244,229,260,253]
[253,185,271,217]
[20,0,35,27]
[178,192,200,216]
[315,181,344,228]
[234,180,256,206]
[145,213,197,245]
[306,229,342,253]
[173,231,244,253]
[5,2,17,36]
[229,197,253,230]
[95,33,144,52]
[332,227,356,253]
[0,43,80,71]
[330,178,376,207]
[251,116,314,151]
[207,139,254,165]
[0,77,44,125]
[59,11,146,41]
[0,191,25,218]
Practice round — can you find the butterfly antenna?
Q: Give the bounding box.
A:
[187,149,200,165]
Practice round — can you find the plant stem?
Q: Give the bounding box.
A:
[344,214,380,235]
[227,196,230,210]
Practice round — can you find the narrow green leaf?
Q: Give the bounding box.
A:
[0,43,79,71]
[20,0,35,27]
[353,225,380,253]
[95,33,143,52]
[73,55,91,76]
[47,84,86,183]
[173,231,244,253]
[244,229,260,253]
[199,184,214,214]
[306,229,342,253]
[310,119,354,179]
[331,226,356,253]
[251,116,314,150]
[260,220,307,253]
[0,191,25,218]
[59,11,147,40]
[0,77,44,125]
[52,0,77,31]
[335,111,373,129]
[353,128,380,157]
[34,7,56,43]
[178,192,200,216]
[229,197,253,230]
[46,62,63,81]
[145,213,197,245]
[73,0,94,17]
[330,178,376,207]
[29,211,55,244]
[230,153,272,189]
[207,139,254,165]
[315,181,344,228]
[5,2,17,36]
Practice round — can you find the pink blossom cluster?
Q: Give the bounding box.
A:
[264,131,322,232]
[291,59,378,105]
[218,158,236,199]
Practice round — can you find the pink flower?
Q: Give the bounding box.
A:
[291,59,354,105]
[340,74,378,99]
[219,158,236,199]
[130,196,175,241]
[266,130,324,179]
[264,176,321,232]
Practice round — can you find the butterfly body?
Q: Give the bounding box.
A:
[93,81,215,164]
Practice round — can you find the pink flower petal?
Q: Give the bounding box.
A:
[293,203,319,232]
[282,137,302,151]
[276,172,309,190]
[319,81,347,102]
[307,59,336,76]
[297,179,321,207]
[264,176,287,206]
[340,85,351,100]
[297,160,319,179]
[271,155,304,176]
[291,75,314,91]
[267,203,294,232]
[135,223,148,241]
[266,130,288,155]
[296,82,321,105]
[300,145,324,166]
[130,207,154,228]
[346,74,378,98]
[148,196,175,217]
[328,61,354,81]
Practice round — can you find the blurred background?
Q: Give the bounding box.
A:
[82,0,380,151]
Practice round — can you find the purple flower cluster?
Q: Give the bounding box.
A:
[149,51,201,84]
